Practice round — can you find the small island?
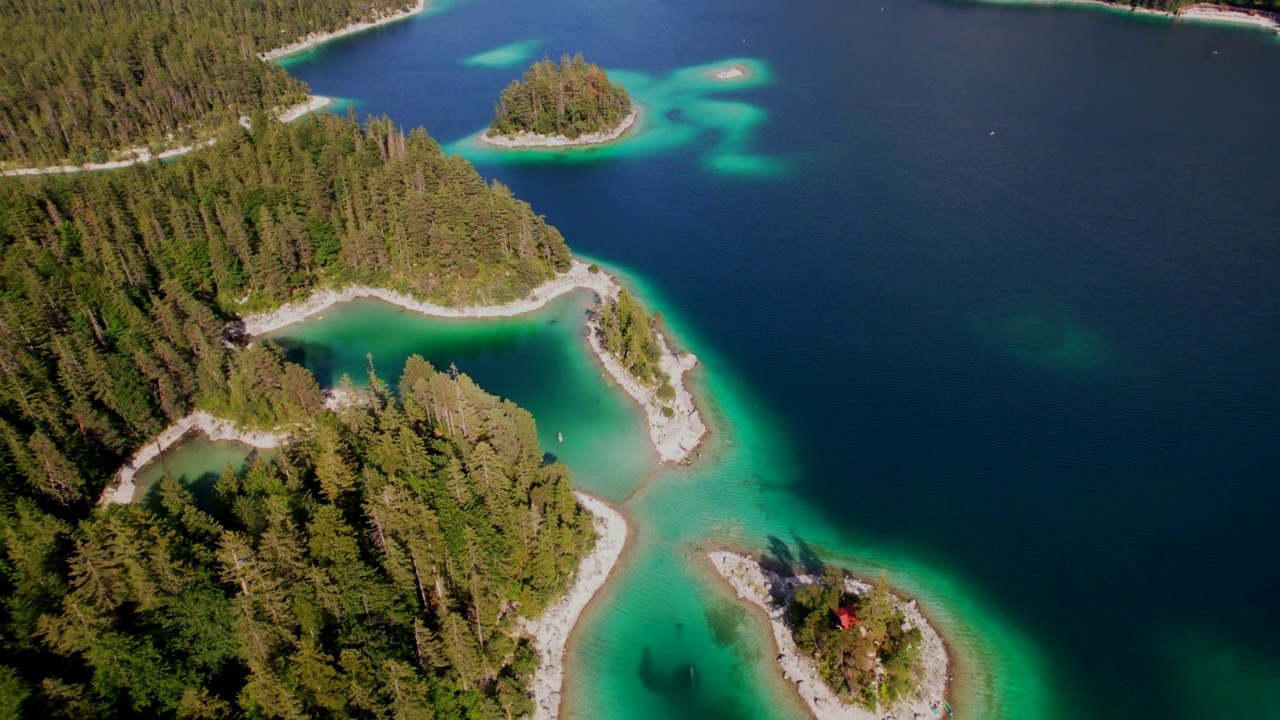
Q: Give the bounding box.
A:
[482,54,636,148]
[709,551,950,720]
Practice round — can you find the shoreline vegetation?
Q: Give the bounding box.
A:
[100,412,285,506]
[0,0,414,167]
[709,551,950,720]
[0,96,332,177]
[484,54,635,148]
[522,492,627,720]
[238,259,707,462]
[100,395,628,720]
[985,0,1280,32]
[478,110,639,149]
[259,0,430,62]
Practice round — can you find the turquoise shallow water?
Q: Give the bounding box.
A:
[131,434,270,510]
[261,292,655,502]
[186,0,1280,717]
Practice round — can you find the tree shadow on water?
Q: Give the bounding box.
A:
[760,533,825,576]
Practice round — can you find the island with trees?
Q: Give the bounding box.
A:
[709,551,950,720]
[483,54,637,149]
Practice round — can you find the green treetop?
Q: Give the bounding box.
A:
[0,0,420,165]
[0,357,595,717]
[597,287,677,402]
[488,54,633,139]
[790,567,924,710]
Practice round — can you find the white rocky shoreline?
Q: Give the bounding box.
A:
[239,259,707,463]
[479,111,639,150]
[260,0,429,62]
[522,492,627,720]
[99,411,286,506]
[100,419,629,720]
[708,551,950,720]
[1,95,331,177]
[986,0,1279,32]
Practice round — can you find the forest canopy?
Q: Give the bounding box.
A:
[0,0,419,165]
[0,357,596,718]
[488,54,633,139]
[789,567,924,710]
[0,113,571,519]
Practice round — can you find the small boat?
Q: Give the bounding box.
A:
[558,431,563,442]
[942,699,954,716]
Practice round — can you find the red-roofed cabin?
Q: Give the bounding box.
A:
[835,604,859,631]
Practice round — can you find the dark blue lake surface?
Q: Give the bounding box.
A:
[286,0,1280,716]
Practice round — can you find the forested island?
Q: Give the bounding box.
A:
[0,0,421,166]
[484,55,636,148]
[709,552,949,720]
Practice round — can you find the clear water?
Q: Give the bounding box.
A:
[131,433,271,511]
[260,292,655,502]
[145,0,1280,717]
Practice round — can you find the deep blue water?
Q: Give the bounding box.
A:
[286,0,1280,716]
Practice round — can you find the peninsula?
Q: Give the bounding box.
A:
[482,54,636,148]
[709,551,951,720]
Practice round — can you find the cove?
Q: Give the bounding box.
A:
[256,0,1280,716]
[260,291,655,503]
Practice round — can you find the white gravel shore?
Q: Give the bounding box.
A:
[103,427,627,720]
[259,0,429,62]
[982,0,1279,32]
[708,551,950,720]
[522,492,627,720]
[100,411,286,506]
[240,260,707,463]
[479,111,638,149]
[1,95,330,177]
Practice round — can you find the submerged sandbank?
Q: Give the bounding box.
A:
[1,95,330,177]
[260,0,429,62]
[478,110,639,149]
[239,259,707,462]
[708,551,950,720]
[523,492,628,720]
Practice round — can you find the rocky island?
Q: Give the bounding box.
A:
[482,54,636,148]
[709,551,951,720]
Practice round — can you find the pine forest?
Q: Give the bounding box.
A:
[0,112,589,717]
[0,0,418,165]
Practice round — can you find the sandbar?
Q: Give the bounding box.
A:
[706,64,752,82]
